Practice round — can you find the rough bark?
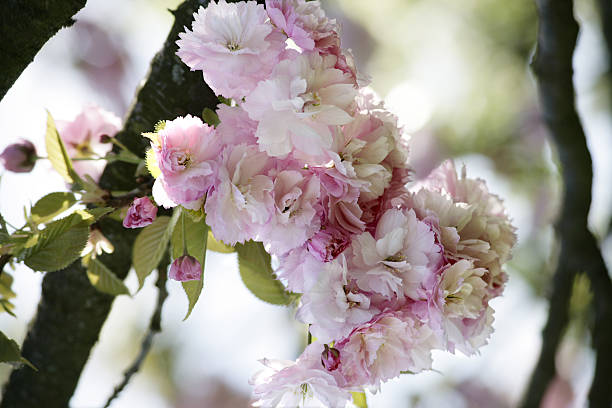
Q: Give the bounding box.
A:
[0,0,88,101]
[1,1,217,406]
[522,0,612,407]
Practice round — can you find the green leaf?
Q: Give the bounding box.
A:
[0,330,36,370]
[207,230,234,253]
[133,211,179,289]
[30,192,77,225]
[171,209,208,319]
[23,212,90,272]
[0,271,16,316]
[86,258,130,296]
[201,107,220,127]
[105,149,142,164]
[235,241,290,305]
[78,207,115,222]
[351,392,368,408]
[45,111,77,184]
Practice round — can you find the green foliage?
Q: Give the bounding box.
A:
[30,192,77,225]
[201,107,220,127]
[22,212,91,272]
[0,271,16,316]
[351,391,368,408]
[105,149,142,165]
[207,230,234,253]
[45,111,77,184]
[0,330,35,370]
[0,213,8,244]
[172,208,208,319]
[86,258,130,296]
[235,241,291,305]
[133,211,179,289]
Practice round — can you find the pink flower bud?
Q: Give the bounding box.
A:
[0,140,36,173]
[122,197,158,228]
[307,226,351,263]
[169,255,202,282]
[321,344,341,372]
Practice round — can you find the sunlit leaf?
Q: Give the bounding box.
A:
[86,258,130,296]
[0,330,36,370]
[171,209,208,319]
[352,392,367,408]
[132,211,179,289]
[0,271,16,316]
[30,192,77,225]
[206,230,234,253]
[145,149,161,179]
[235,241,290,305]
[23,212,90,272]
[45,111,76,184]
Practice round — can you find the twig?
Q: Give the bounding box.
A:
[102,258,169,408]
[522,0,612,406]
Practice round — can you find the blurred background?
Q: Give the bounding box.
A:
[0,0,610,406]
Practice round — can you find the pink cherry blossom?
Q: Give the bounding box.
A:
[169,255,202,281]
[297,256,378,343]
[177,0,284,100]
[205,144,274,245]
[259,169,321,254]
[251,342,351,408]
[243,52,356,160]
[56,105,120,181]
[336,311,437,390]
[122,197,158,228]
[151,114,221,208]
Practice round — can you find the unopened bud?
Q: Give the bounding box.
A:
[0,140,37,173]
[321,344,341,371]
[99,134,112,144]
[169,255,202,282]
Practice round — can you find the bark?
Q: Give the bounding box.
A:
[0,0,88,101]
[0,1,217,407]
[522,0,612,407]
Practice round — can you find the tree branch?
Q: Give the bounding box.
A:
[1,1,218,406]
[522,0,612,406]
[102,257,169,408]
[0,0,87,101]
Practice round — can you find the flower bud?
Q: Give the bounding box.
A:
[321,344,341,371]
[123,197,158,228]
[99,134,112,144]
[169,255,202,282]
[0,140,37,173]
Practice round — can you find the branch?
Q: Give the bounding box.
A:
[522,0,612,407]
[102,257,169,408]
[1,1,218,406]
[0,0,87,101]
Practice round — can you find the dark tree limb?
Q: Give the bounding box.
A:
[522,0,612,407]
[0,0,88,101]
[1,1,217,407]
[102,257,169,408]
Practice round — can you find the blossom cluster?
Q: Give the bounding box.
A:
[140,0,517,406]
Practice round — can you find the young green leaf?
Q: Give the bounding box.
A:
[45,111,76,183]
[30,192,77,225]
[133,211,179,289]
[0,330,36,370]
[22,212,90,272]
[351,392,368,408]
[206,230,234,253]
[235,241,290,305]
[171,209,208,319]
[201,107,220,127]
[86,258,130,296]
[0,271,16,316]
